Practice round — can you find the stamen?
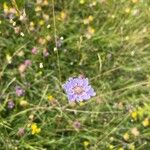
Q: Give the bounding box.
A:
[73,86,84,95]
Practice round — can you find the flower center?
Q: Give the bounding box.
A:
[73,86,84,95]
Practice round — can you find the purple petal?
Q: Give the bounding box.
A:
[76,95,84,102]
[66,89,74,95]
[68,94,77,102]
[84,85,91,92]
[71,78,78,87]
[76,78,84,86]
[82,78,89,86]
[87,88,96,96]
[63,81,73,90]
[81,93,91,100]
[15,86,24,96]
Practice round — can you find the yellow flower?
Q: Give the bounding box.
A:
[111,15,115,19]
[132,0,139,3]
[6,54,12,64]
[35,6,42,12]
[39,62,44,68]
[29,114,34,120]
[17,51,24,57]
[88,26,95,34]
[38,37,46,45]
[13,21,16,26]
[142,118,149,127]
[83,141,89,147]
[29,22,35,31]
[60,11,67,20]
[83,19,89,25]
[39,20,44,26]
[110,137,114,141]
[128,144,135,150]
[47,24,51,29]
[79,102,85,106]
[125,36,129,41]
[3,2,9,14]
[20,100,28,107]
[131,127,140,137]
[125,8,131,13]
[31,123,41,135]
[131,111,137,120]
[123,132,129,141]
[46,35,51,41]
[43,13,49,21]
[43,0,49,6]
[3,2,8,10]
[83,16,94,24]
[30,21,35,27]
[90,1,97,6]
[88,15,94,22]
[9,8,17,15]
[80,0,85,4]
[86,26,95,39]
[109,144,114,149]
[48,95,54,101]
[20,32,25,37]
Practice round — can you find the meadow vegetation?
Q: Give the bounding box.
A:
[0,0,150,149]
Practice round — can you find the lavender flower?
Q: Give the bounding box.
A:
[15,86,25,96]
[7,100,15,109]
[63,77,96,102]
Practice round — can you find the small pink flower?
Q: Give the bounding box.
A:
[17,128,25,137]
[31,47,37,54]
[24,59,32,66]
[7,100,15,109]
[73,121,81,129]
[43,49,49,57]
[18,64,26,74]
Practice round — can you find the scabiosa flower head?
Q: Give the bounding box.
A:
[63,77,96,102]
[15,86,25,96]
[7,100,15,109]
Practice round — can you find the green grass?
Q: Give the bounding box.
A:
[0,0,150,149]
